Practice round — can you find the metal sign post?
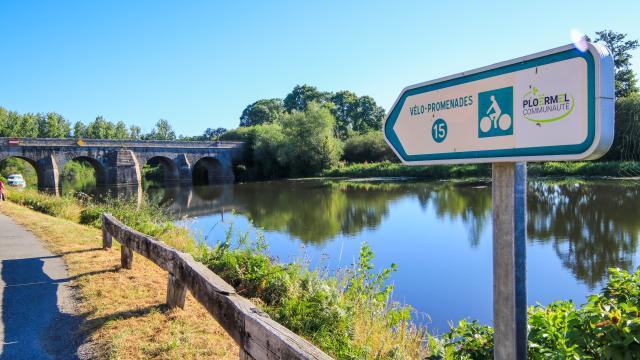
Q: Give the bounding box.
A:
[381,42,614,359]
[492,162,527,359]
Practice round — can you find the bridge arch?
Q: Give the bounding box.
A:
[0,155,59,194]
[145,156,180,184]
[67,156,108,185]
[192,157,227,185]
[0,155,38,184]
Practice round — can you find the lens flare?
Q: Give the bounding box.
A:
[571,29,589,52]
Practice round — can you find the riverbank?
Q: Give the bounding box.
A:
[3,188,640,359]
[0,200,238,359]
[321,161,640,179]
[3,189,430,358]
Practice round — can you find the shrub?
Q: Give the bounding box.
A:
[80,196,173,237]
[142,163,165,182]
[604,94,640,161]
[61,160,95,181]
[195,228,427,359]
[224,103,344,179]
[429,267,640,360]
[218,126,256,142]
[342,131,396,163]
[278,102,343,176]
[252,123,287,178]
[442,320,494,359]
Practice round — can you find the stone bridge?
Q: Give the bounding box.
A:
[0,138,244,194]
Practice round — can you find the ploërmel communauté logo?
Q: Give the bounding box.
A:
[522,87,574,123]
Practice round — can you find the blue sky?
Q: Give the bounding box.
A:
[1,0,638,136]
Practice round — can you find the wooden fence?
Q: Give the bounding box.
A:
[102,213,332,360]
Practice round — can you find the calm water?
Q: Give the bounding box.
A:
[137,178,640,332]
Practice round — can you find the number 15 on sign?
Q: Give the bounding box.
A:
[431,118,447,143]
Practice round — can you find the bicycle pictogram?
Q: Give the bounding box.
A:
[478,87,514,138]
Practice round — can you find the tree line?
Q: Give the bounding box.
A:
[239,84,386,140]
[0,109,227,141]
[221,84,396,178]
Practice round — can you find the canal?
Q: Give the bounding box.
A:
[87,178,640,333]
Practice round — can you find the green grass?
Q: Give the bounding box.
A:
[323,161,640,179]
[527,161,640,177]
[322,161,490,179]
[5,188,83,221]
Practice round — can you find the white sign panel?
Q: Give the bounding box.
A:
[383,43,615,165]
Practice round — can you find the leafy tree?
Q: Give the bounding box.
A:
[283,85,329,112]
[113,121,130,139]
[252,123,286,178]
[85,116,115,139]
[330,90,359,139]
[0,107,7,135]
[353,96,385,133]
[219,126,255,141]
[0,108,16,137]
[342,131,396,163]
[0,111,18,137]
[129,125,142,139]
[37,112,71,138]
[18,113,39,138]
[239,98,284,127]
[278,102,342,176]
[593,30,639,98]
[146,119,176,140]
[73,121,87,138]
[203,127,227,140]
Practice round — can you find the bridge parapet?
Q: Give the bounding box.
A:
[0,137,245,194]
[0,137,244,149]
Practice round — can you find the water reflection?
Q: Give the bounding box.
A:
[226,181,408,243]
[528,180,640,288]
[421,182,492,247]
[79,178,640,290]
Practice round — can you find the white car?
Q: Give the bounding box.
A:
[6,174,26,188]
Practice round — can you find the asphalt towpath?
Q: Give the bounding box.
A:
[0,212,86,359]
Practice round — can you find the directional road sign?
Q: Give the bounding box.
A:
[383,43,614,165]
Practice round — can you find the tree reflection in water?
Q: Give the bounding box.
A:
[419,182,492,247]
[528,180,640,288]
[228,181,407,243]
[145,178,640,289]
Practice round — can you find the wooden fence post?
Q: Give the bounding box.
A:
[102,226,112,249]
[166,273,187,309]
[121,245,133,269]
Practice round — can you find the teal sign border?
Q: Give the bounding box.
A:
[384,48,595,162]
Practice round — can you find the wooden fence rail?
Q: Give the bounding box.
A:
[102,213,332,360]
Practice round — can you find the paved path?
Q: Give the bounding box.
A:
[0,212,84,359]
